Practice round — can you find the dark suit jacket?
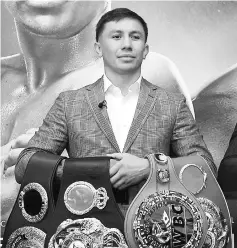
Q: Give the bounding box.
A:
[218,123,237,196]
[17,77,215,203]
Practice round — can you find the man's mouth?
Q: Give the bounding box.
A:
[118,55,135,59]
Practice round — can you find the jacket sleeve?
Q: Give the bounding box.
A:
[218,123,237,195]
[15,93,68,183]
[171,97,217,176]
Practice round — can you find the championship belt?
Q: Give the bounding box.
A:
[125,153,232,248]
[48,218,127,248]
[3,152,65,248]
[175,155,232,248]
[3,153,127,248]
[125,153,210,248]
[44,156,126,247]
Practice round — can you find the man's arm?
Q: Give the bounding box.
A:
[15,93,68,183]
[218,123,237,194]
[171,97,217,176]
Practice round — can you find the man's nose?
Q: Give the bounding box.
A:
[122,36,132,50]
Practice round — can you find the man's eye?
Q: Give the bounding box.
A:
[112,35,121,39]
[132,35,140,40]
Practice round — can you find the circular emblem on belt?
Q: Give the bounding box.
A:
[198,197,229,248]
[157,169,170,183]
[133,190,204,248]
[18,182,48,222]
[6,226,46,248]
[48,218,128,248]
[179,164,207,195]
[64,181,109,215]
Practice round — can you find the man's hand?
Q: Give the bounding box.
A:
[107,153,150,190]
[1,128,38,175]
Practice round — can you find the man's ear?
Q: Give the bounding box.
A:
[143,44,149,59]
[94,42,102,57]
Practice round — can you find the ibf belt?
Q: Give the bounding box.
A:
[125,153,209,248]
[48,218,127,248]
[44,156,126,247]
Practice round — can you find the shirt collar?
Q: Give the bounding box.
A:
[103,74,142,94]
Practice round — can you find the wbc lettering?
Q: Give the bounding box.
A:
[133,191,202,248]
[171,204,188,247]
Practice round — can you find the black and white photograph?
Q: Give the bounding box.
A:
[1,1,237,247]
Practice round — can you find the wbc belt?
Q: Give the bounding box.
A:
[3,152,65,248]
[125,153,232,248]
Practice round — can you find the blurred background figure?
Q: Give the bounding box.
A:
[218,121,237,195]
[194,64,237,241]
[194,64,237,167]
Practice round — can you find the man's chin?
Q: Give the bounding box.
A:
[22,21,80,39]
[117,68,140,75]
[116,64,141,74]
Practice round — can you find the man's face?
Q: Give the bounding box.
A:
[95,18,149,75]
[5,0,108,38]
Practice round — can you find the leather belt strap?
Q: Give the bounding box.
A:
[3,152,64,247]
[45,156,124,246]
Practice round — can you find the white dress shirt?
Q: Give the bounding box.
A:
[104,74,141,152]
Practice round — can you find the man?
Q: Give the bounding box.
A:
[218,123,237,195]
[15,8,216,209]
[217,123,237,240]
[1,0,193,233]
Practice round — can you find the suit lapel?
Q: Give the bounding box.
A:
[85,77,120,152]
[123,78,158,153]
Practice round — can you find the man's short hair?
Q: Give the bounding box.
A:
[96,8,148,42]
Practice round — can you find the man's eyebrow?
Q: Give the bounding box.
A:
[130,30,143,36]
[109,30,123,34]
[109,30,144,35]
